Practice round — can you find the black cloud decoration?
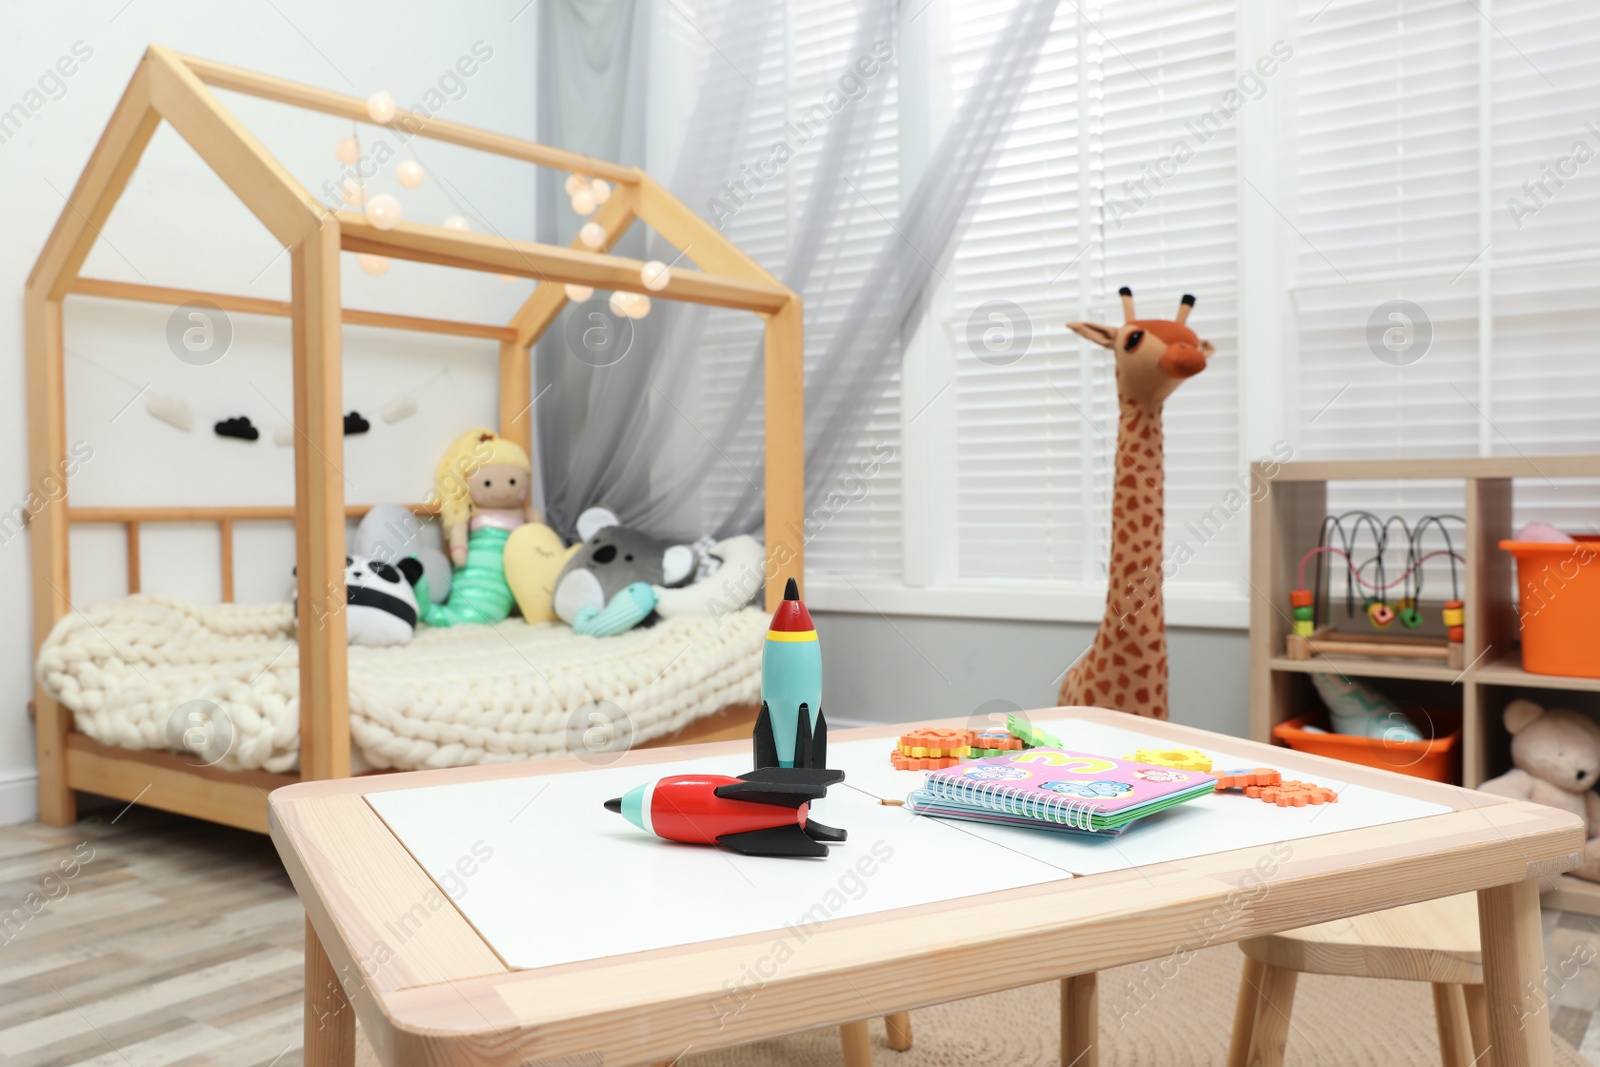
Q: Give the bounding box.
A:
[344,410,371,435]
[214,416,259,441]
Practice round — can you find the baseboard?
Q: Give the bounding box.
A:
[0,770,39,826]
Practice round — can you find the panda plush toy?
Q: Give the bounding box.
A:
[295,554,424,646]
[345,555,424,646]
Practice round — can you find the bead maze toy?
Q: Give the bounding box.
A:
[1285,512,1467,670]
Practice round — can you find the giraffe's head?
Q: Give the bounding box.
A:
[1068,288,1214,407]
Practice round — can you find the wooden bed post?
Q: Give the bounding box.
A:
[763,297,806,611]
[24,56,161,826]
[292,217,351,781]
[25,291,74,826]
[498,339,533,457]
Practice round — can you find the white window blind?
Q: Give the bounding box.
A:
[951,0,1244,594]
[1291,0,1600,534]
[659,1,903,573]
[784,3,904,579]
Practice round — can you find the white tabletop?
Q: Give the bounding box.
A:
[367,715,1449,971]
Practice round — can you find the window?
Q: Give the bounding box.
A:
[654,1,1600,623]
[948,0,1244,603]
[1291,0,1600,533]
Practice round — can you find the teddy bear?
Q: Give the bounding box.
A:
[1478,698,1600,881]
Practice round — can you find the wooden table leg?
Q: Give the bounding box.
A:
[840,1020,874,1067]
[1245,964,1297,1067]
[1478,879,1554,1067]
[1227,956,1267,1067]
[305,917,356,1067]
[1432,983,1475,1067]
[884,1011,913,1051]
[1464,984,1493,1067]
[1061,972,1098,1067]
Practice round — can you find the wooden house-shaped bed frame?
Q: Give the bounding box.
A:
[26,46,805,833]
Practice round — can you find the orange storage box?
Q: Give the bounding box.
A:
[1500,535,1600,679]
[1272,711,1460,783]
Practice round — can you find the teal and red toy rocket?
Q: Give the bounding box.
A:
[755,577,827,770]
[603,577,849,858]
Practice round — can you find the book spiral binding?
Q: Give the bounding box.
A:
[924,775,1098,829]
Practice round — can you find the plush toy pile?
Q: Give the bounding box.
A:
[316,427,765,646]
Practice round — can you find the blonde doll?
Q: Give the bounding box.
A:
[418,428,539,626]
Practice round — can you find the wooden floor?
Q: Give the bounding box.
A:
[2,804,1599,1066]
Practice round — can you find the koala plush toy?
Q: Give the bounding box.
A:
[552,508,696,633]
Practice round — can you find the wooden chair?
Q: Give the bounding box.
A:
[840,1013,914,1066]
[649,1015,910,1067]
[1227,893,1490,1067]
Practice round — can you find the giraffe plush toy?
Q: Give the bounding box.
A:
[1057,287,1213,719]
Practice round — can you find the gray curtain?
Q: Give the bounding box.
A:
[534,0,652,519]
[534,0,1059,542]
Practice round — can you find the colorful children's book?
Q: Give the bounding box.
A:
[912,748,1216,834]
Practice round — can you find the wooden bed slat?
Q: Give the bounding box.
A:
[338,213,792,313]
[220,518,235,603]
[65,734,297,834]
[146,46,320,247]
[125,522,141,594]
[177,51,639,184]
[70,503,437,524]
[71,276,517,341]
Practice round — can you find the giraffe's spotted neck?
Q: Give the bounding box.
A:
[1057,390,1171,718]
[1105,392,1166,630]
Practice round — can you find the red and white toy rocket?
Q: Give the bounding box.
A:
[604,767,847,858]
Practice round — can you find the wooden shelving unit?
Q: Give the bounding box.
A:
[1249,455,1600,913]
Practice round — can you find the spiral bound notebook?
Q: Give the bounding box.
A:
[911,748,1217,834]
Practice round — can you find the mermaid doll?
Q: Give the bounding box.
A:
[414,428,537,627]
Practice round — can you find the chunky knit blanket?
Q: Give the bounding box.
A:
[36,595,764,773]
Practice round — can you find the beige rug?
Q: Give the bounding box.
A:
[353,943,1585,1065]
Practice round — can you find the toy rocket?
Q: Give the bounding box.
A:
[603,767,848,857]
[755,577,828,770]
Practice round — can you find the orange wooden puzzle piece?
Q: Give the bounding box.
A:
[890,751,962,771]
[1243,779,1338,806]
[897,728,975,758]
[1213,767,1283,791]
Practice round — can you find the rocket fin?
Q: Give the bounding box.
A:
[794,702,813,768]
[714,773,828,807]
[739,767,844,788]
[802,818,847,843]
[717,823,829,858]
[753,702,779,769]
[812,706,828,769]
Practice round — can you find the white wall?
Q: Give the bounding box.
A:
[815,614,1251,739]
[2,1,539,820]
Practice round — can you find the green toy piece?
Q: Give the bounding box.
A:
[1006,714,1062,750]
